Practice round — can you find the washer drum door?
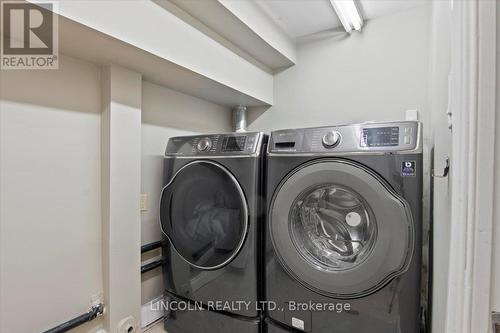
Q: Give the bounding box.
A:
[270,159,414,299]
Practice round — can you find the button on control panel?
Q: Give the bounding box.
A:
[322,131,341,148]
[197,138,212,151]
[403,127,413,145]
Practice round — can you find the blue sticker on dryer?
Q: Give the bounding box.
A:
[401,161,416,177]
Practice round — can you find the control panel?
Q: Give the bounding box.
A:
[166,132,264,156]
[269,121,421,154]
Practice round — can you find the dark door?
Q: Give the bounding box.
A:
[160,160,248,270]
[270,159,414,299]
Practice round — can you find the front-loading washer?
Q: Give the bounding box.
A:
[159,132,267,333]
[265,121,423,333]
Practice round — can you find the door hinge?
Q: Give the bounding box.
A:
[432,156,450,178]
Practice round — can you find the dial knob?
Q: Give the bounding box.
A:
[322,131,341,148]
[197,138,212,151]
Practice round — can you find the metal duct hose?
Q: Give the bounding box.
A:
[232,106,247,132]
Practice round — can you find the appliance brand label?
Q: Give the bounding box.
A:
[401,161,416,177]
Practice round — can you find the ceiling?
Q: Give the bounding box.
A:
[255,0,430,39]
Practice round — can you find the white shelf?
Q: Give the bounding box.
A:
[52,1,274,107]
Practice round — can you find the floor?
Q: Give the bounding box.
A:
[143,320,167,333]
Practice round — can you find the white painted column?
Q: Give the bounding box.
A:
[445,1,497,332]
[101,65,142,333]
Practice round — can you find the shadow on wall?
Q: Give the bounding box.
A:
[295,28,349,48]
[0,54,104,333]
[247,106,271,128]
[141,80,232,133]
[0,54,101,114]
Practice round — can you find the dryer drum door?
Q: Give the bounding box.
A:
[270,159,414,299]
[160,160,248,270]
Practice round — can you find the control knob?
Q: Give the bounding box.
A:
[322,131,341,148]
[197,138,212,151]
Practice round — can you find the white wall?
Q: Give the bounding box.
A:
[492,3,500,314]
[0,55,103,333]
[248,6,431,131]
[140,81,231,307]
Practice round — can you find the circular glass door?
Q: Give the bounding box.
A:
[290,184,377,272]
[160,160,248,270]
[270,159,414,298]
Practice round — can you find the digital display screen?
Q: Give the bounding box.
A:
[275,142,295,149]
[361,127,399,147]
[222,136,246,151]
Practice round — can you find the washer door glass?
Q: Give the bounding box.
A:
[160,161,248,270]
[290,185,377,272]
[270,159,414,298]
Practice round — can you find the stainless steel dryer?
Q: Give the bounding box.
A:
[159,132,267,333]
[264,121,423,333]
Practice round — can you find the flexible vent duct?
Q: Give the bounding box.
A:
[232,106,247,132]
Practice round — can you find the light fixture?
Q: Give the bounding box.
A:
[329,0,364,33]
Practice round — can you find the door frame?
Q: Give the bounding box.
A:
[445,1,497,332]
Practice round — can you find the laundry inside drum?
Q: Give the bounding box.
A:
[290,184,377,272]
